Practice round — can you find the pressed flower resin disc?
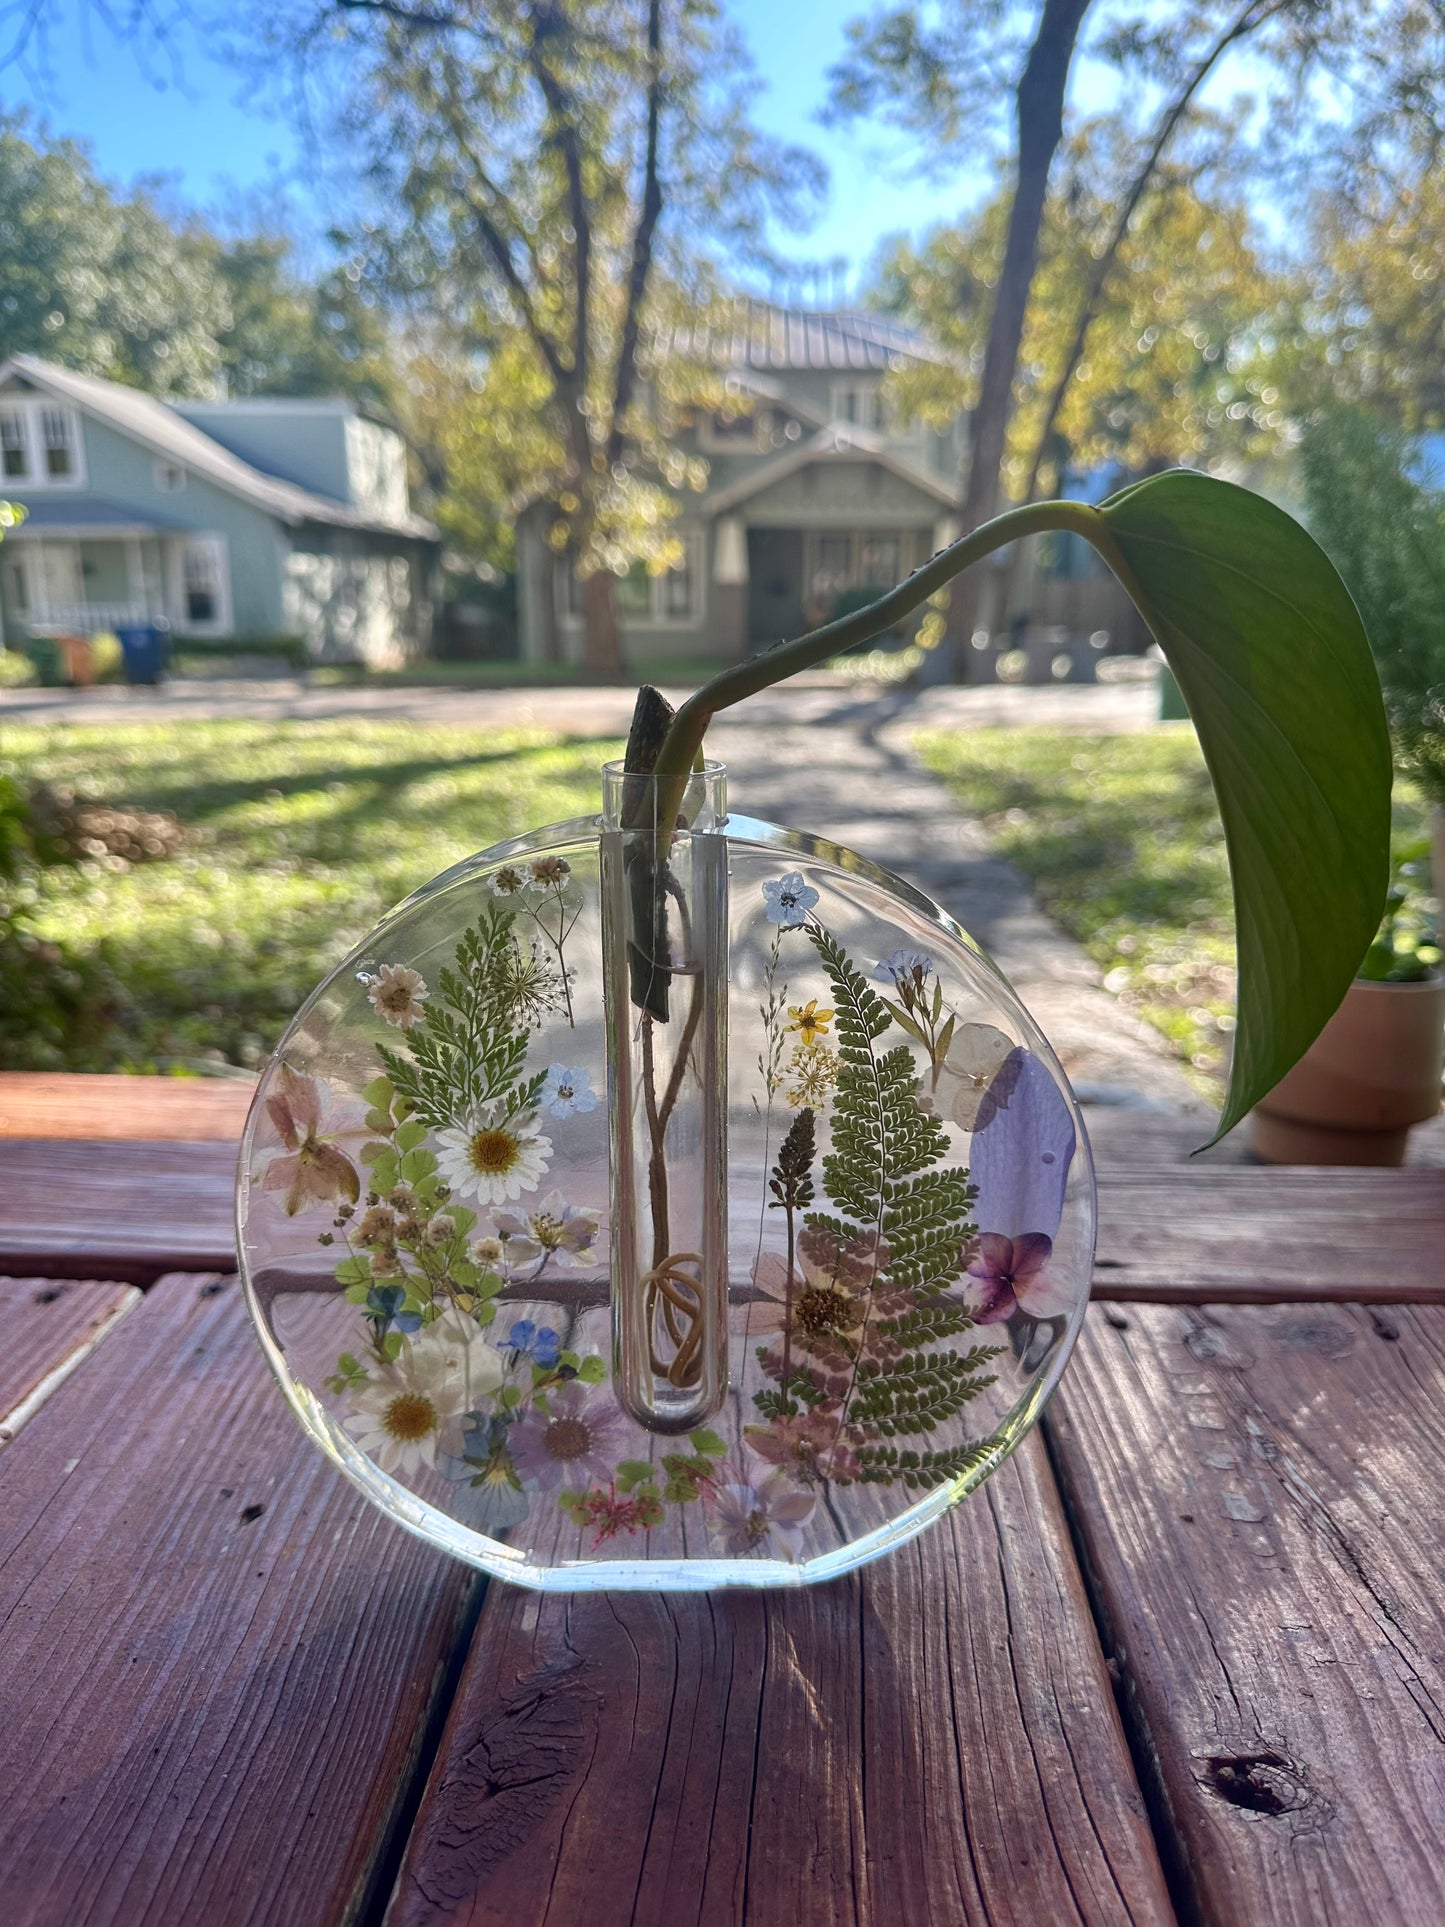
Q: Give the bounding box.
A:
[237,791,1095,1590]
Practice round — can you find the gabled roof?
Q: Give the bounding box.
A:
[0,356,437,540]
[706,422,957,516]
[676,301,950,374]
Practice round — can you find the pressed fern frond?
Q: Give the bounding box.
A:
[378,906,544,1131]
[853,1438,999,1489]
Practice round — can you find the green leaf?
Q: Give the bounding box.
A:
[362,1074,394,1111]
[395,1119,428,1153]
[615,1458,654,1493]
[399,1147,439,1183]
[334,1256,371,1286]
[688,1428,727,1458]
[1098,470,1392,1140]
[577,1354,606,1384]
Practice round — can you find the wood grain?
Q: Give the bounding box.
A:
[0,1275,139,1440]
[0,1139,237,1281]
[1093,1167,1445,1301]
[0,1072,253,1140]
[0,1270,477,1927]
[1047,1300,1445,1927]
[387,1432,1175,1927]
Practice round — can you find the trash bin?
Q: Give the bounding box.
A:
[22,636,64,687]
[116,621,170,686]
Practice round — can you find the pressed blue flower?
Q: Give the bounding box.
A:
[762,872,818,928]
[506,1319,538,1351]
[532,1326,563,1369]
[874,947,933,986]
[366,1283,422,1334]
[539,1063,598,1118]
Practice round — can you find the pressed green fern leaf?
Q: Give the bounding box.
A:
[378,905,544,1131]
[802,922,1000,1446]
[854,1438,1000,1489]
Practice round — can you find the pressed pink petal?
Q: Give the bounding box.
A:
[1010,1233,1054,1281]
[308,1143,361,1205]
[968,1231,1015,1281]
[751,1251,790,1299]
[276,1062,322,1137]
[259,1153,302,1199]
[1015,1267,1076,1320]
[968,1276,1017,1325]
[771,1492,816,1527]
[264,1093,300,1149]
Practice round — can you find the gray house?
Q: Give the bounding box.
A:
[0,356,439,664]
[516,305,967,669]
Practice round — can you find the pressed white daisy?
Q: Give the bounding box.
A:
[343,1326,502,1476]
[435,1106,552,1206]
[363,962,429,1030]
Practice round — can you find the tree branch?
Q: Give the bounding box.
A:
[1020,0,1291,503]
[528,3,591,412]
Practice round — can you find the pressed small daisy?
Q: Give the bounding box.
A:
[488,863,527,899]
[508,1382,625,1492]
[539,1063,598,1118]
[761,872,818,928]
[529,855,571,886]
[362,962,429,1030]
[343,1327,502,1476]
[472,1236,505,1268]
[435,1106,552,1206]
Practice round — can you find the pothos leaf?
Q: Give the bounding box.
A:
[1097,469,1392,1142]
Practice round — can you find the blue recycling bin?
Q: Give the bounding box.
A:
[116,621,170,686]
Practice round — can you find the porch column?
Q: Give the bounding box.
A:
[712,515,748,660]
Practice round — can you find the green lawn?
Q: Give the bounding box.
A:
[915,726,1426,1090]
[3,721,619,1073]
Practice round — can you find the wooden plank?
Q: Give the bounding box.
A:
[0,1140,237,1281]
[0,1270,477,1927]
[0,1275,139,1441]
[387,1431,1176,1927]
[0,1072,253,1140]
[1047,1300,1445,1927]
[1094,1167,1445,1302]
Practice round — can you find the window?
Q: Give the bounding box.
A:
[699,406,767,453]
[155,461,186,493]
[184,543,218,622]
[806,530,918,608]
[180,536,229,632]
[559,535,702,628]
[41,408,74,478]
[0,410,27,480]
[830,381,883,432]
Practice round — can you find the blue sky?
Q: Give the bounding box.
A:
[0,1,1131,287]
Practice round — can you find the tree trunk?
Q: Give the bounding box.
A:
[935,0,1093,682]
[581,569,625,675]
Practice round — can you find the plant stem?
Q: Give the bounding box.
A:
[651,497,1129,804]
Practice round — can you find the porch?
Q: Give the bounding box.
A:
[0,503,229,643]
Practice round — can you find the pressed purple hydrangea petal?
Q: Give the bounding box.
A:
[970,1047,1075,1243]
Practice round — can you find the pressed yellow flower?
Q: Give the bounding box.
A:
[786,999,834,1046]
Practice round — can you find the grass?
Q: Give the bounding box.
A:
[914,725,1427,1090]
[2,720,620,1073]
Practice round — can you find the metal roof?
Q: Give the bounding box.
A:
[675,301,948,374]
[0,357,437,541]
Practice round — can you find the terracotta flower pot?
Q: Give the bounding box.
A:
[1250,975,1445,1165]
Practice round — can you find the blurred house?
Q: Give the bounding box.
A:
[0,356,439,664]
[516,303,966,670]
[515,301,1141,675]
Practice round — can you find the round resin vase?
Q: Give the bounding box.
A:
[237,761,1095,1589]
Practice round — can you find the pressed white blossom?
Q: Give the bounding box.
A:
[712,1471,814,1559]
[491,1189,603,1268]
[539,1063,598,1118]
[434,1106,552,1206]
[362,962,429,1030]
[344,1326,504,1476]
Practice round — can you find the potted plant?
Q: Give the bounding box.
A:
[1251,848,1444,1164]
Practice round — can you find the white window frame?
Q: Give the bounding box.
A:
[0,396,85,488]
[177,534,232,636]
[559,532,704,630]
[804,528,918,602]
[829,380,884,433]
[0,406,30,482]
